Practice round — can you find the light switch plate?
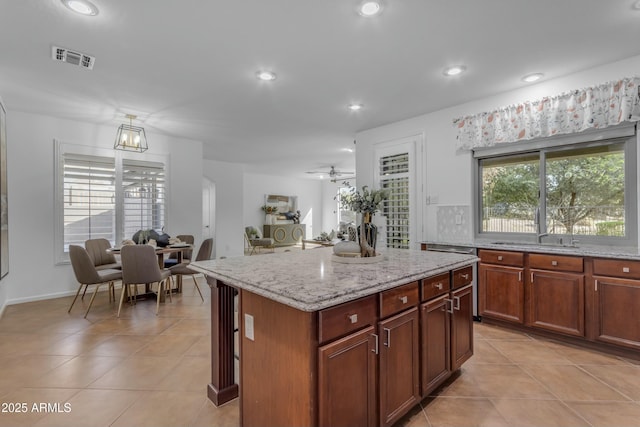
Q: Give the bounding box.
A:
[244,313,254,341]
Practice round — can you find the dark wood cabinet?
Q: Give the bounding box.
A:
[378,307,420,427]
[591,258,640,351]
[479,263,524,323]
[451,283,474,370]
[319,326,378,427]
[527,269,585,337]
[420,294,450,396]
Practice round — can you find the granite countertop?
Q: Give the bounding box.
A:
[423,240,640,261]
[189,248,479,312]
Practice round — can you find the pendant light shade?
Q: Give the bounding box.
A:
[114,114,148,152]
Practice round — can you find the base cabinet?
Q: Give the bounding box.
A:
[451,283,474,370]
[420,295,450,396]
[527,269,585,337]
[319,326,378,427]
[263,224,306,246]
[378,308,420,427]
[479,250,525,324]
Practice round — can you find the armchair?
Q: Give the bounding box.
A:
[244,226,275,255]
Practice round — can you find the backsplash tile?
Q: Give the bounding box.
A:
[437,205,471,243]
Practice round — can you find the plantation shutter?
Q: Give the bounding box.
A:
[379,152,410,249]
[122,159,166,239]
[62,154,116,249]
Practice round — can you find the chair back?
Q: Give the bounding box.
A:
[69,245,102,284]
[195,238,213,262]
[121,245,163,285]
[85,238,117,266]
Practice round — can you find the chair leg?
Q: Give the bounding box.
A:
[192,275,204,302]
[84,284,102,318]
[81,284,89,300]
[167,278,173,303]
[117,283,129,318]
[155,281,163,315]
[68,284,85,313]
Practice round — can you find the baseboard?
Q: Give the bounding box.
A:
[7,289,78,306]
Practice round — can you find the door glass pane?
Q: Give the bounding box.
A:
[480,153,539,234]
[546,143,625,236]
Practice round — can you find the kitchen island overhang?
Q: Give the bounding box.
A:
[190,248,479,427]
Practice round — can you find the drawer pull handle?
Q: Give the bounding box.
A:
[435,282,443,290]
[551,260,558,266]
[460,273,470,280]
[623,267,630,273]
[348,314,358,324]
[399,296,408,304]
[518,271,522,282]
[497,256,503,261]
[383,328,391,347]
[453,296,461,311]
[595,279,598,292]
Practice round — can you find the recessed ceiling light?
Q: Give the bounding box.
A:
[61,0,99,16]
[348,103,364,111]
[522,73,544,83]
[256,71,277,81]
[342,148,355,153]
[359,1,382,17]
[443,65,466,76]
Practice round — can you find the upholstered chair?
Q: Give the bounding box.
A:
[85,238,121,270]
[68,245,122,318]
[164,234,195,267]
[169,238,213,301]
[244,226,275,255]
[118,244,172,316]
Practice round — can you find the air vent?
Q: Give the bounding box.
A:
[51,46,95,70]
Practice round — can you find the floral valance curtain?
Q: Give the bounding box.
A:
[454,77,640,150]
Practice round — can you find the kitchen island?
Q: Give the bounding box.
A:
[190,247,479,427]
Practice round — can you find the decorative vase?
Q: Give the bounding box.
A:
[358,212,377,257]
[265,214,275,225]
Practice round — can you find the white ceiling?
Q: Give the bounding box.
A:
[1,0,639,178]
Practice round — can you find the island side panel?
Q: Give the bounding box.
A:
[207,277,239,405]
[240,289,318,427]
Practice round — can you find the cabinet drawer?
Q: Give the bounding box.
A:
[529,253,583,272]
[593,258,640,280]
[452,266,473,289]
[421,273,450,301]
[479,249,524,267]
[319,295,377,343]
[380,281,419,318]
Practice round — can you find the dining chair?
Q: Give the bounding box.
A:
[85,238,122,271]
[68,245,122,318]
[169,238,213,302]
[164,234,194,267]
[118,244,172,316]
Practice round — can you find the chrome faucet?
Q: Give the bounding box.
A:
[537,233,549,244]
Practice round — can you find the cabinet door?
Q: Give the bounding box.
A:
[420,294,450,397]
[592,276,640,350]
[451,284,474,370]
[319,326,377,427]
[527,270,585,337]
[379,308,420,427]
[479,263,524,323]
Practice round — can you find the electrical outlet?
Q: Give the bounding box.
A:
[244,313,254,341]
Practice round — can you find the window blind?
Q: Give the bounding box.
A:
[380,153,410,249]
[122,158,166,239]
[62,153,116,248]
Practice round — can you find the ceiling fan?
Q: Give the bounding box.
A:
[306,166,355,182]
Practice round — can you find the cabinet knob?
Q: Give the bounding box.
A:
[551,260,558,266]
[399,296,408,304]
[461,273,469,280]
[623,267,630,273]
[435,282,443,290]
[348,314,358,324]
[497,256,503,261]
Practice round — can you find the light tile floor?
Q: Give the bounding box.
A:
[0,279,639,426]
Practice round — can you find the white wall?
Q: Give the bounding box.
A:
[2,111,203,304]
[356,54,640,243]
[204,159,245,259]
[243,173,323,239]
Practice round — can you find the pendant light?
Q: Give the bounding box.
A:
[114,114,148,152]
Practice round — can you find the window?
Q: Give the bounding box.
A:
[476,129,636,246]
[337,186,356,226]
[380,152,411,249]
[55,142,168,262]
